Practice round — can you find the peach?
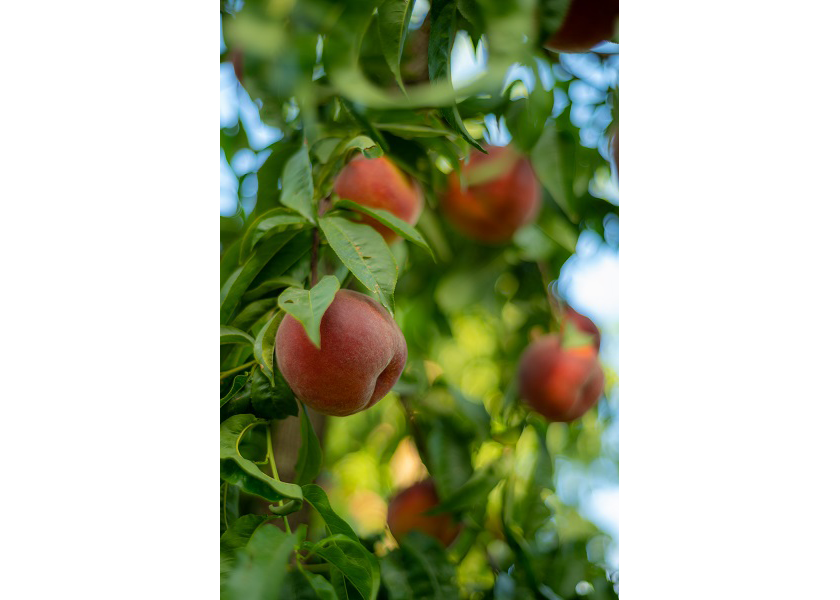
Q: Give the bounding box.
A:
[275,289,407,417]
[442,145,541,244]
[564,304,601,351]
[333,155,424,243]
[518,335,604,422]
[544,0,619,54]
[387,480,461,547]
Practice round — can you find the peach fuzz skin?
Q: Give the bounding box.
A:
[518,336,604,422]
[544,0,619,54]
[275,290,407,417]
[442,145,541,244]
[333,155,424,243]
[387,480,461,547]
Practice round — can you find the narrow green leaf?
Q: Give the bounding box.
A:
[319,216,396,314]
[242,276,303,303]
[302,484,380,600]
[230,298,277,333]
[220,482,241,536]
[280,145,316,223]
[425,422,473,498]
[253,311,283,385]
[276,275,340,348]
[221,230,303,324]
[220,414,303,502]
[333,199,434,259]
[303,534,375,600]
[220,373,250,409]
[428,0,485,152]
[221,326,256,346]
[302,484,360,543]
[239,208,311,264]
[223,525,298,600]
[377,0,417,93]
[426,467,500,515]
[295,404,322,485]
[531,126,578,221]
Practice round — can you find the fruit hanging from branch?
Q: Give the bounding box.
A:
[442,145,542,244]
[544,0,619,54]
[518,335,605,422]
[333,155,425,243]
[387,480,462,547]
[275,289,407,416]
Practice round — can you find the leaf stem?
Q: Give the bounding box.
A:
[266,426,280,480]
[220,360,256,381]
[310,227,320,286]
[536,260,564,329]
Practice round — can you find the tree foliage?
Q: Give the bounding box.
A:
[221,0,618,597]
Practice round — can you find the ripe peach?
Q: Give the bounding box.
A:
[333,155,424,243]
[442,145,541,244]
[518,336,604,422]
[387,480,461,547]
[544,0,619,54]
[275,289,407,417]
[564,304,601,351]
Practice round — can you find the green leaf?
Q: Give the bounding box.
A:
[220,482,241,536]
[295,404,323,485]
[531,125,578,222]
[220,373,250,409]
[343,135,383,160]
[253,311,283,385]
[302,484,380,600]
[428,0,485,152]
[333,199,434,259]
[506,73,554,152]
[242,275,303,303]
[221,514,273,578]
[230,298,277,333]
[252,141,300,223]
[380,554,413,600]
[220,414,303,502]
[240,208,312,264]
[247,232,313,298]
[221,230,305,324]
[377,0,417,93]
[387,532,457,600]
[302,484,361,543]
[426,467,500,515]
[425,421,473,498]
[303,535,376,600]
[223,525,298,600]
[300,569,340,600]
[250,366,298,420]
[276,275,340,348]
[221,326,256,346]
[280,144,316,223]
[319,216,397,314]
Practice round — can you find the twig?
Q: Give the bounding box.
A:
[220,360,256,381]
